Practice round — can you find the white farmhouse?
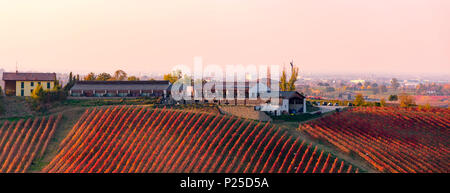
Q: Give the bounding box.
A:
[256,91,306,116]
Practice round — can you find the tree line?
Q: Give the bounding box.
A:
[353,93,416,108]
[84,70,140,81]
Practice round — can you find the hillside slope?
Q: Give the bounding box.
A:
[43,106,359,173]
[0,97,34,119]
[0,115,61,173]
[219,106,272,122]
[299,107,450,173]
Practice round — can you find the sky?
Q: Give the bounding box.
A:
[0,0,449,75]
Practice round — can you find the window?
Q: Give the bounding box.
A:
[31,82,34,87]
[47,82,51,89]
[21,82,24,88]
[31,89,33,94]
[38,82,41,85]
[21,90,24,96]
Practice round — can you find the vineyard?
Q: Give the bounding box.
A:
[299,107,450,173]
[0,115,62,173]
[43,106,359,173]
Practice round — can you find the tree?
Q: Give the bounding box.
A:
[64,72,77,91]
[287,62,299,91]
[280,69,287,91]
[388,94,398,101]
[163,70,183,84]
[96,72,112,81]
[53,79,62,90]
[31,84,44,101]
[399,93,415,107]
[113,70,127,80]
[380,98,386,107]
[391,78,400,90]
[84,72,96,81]
[280,61,299,91]
[280,69,286,91]
[69,72,73,83]
[30,83,67,113]
[423,103,431,110]
[354,93,365,106]
[127,76,140,81]
[418,103,431,111]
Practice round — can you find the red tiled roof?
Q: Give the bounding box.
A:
[2,72,56,81]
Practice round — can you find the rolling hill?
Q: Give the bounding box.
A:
[42,106,358,173]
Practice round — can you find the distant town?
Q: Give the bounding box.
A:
[1,67,448,108]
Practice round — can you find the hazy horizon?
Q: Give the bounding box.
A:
[1,0,449,75]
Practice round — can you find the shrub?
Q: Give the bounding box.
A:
[399,93,415,108]
[423,103,431,110]
[31,84,67,103]
[31,84,45,101]
[29,85,67,112]
[5,90,15,96]
[353,94,365,106]
[388,94,398,101]
[380,98,386,107]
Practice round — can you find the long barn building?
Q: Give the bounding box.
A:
[69,80,170,98]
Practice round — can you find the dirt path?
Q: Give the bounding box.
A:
[27,107,88,172]
[272,114,378,173]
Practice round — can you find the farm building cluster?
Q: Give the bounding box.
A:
[2,71,306,115]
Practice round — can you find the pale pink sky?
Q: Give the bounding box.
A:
[0,0,449,75]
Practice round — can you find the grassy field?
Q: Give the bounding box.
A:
[0,97,35,120]
[27,107,88,172]
[270,111,377,173]
[271,113,322,122]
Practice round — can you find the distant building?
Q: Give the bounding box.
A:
[69,80,170,98]
[189,81,268,105]
[256,91,306,115]
[2,72,57,96]
[350,79,365,84]
[403,79,421,88]
[175,80,307,115]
